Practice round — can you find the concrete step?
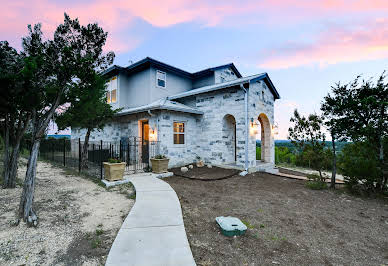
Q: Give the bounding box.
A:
[256,163,279,174]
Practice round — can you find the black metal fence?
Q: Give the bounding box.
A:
[38,137,160,179]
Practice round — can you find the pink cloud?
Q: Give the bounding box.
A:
[259,18,388,69]
[1,0,387,55]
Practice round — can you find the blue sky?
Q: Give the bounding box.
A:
[2,0,387,139]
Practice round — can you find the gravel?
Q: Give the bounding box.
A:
[0,159,134,266]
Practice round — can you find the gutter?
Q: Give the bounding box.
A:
[240,84,249,172]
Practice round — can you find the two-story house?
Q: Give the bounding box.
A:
[71,57,280,173]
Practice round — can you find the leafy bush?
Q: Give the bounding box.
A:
[153,154,167,159]
[338,141,385,193]
[256,147,261,160]
[108,158,121,163]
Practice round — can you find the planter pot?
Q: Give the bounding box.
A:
[150,158,169,173]
[103,162,126,181]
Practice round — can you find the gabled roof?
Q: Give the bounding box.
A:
[126,57,192,78]
[192,63,242,78]
[102,57,242,80]
[168,73,280,100]
[116,98,203,116]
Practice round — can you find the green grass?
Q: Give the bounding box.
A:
[95,229,104,236]
[241,220,255,229]
[305,180,328,190]
[91,238,102,249]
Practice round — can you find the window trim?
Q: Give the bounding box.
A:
[106,76,118,104]
[156,70,167,89]
[173,121,185,145]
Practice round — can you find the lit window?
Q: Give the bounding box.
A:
[156,70,166,88]
[106,76,117,103]
[173,122,184,144]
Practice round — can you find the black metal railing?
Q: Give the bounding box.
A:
[38,137,160,179]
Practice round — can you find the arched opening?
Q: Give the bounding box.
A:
[222,114,236,163]
[257,113,272,163]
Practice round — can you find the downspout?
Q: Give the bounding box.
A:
[240,84,249,172]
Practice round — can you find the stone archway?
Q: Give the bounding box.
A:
[258,113,272,163]
[222,114,237,163]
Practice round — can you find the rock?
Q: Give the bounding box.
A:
[188,165,194,169]
[196,161,204,168]
[207,164,212,168]
[239,171,248,176]
[181,167,189,173]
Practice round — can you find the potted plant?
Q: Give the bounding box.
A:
[103,158,126,181]
[196,156,204,168]
[150,154,169,173]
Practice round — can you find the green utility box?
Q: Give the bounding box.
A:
[215,216,247,237]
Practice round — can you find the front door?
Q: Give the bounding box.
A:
[141,121,149,163]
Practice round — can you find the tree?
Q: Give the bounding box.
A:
[0,41,32,188]
[321,79,358,189]
[322,73,388,192]
[18,14,114,226]
[288,109,327,181]
[56,71,118,170]
[338,141,386,194]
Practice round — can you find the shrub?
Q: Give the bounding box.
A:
[153,154,167,159]
[338,141,385,194]
[305,174,327,190]
[108,158,121,163]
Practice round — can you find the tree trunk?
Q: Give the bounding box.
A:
[6,115,31,188]
[379,136,386,192]
[18,139,40,227]
[318,169,323,182]
[80,128,91,170]
[378,104,386,192]
[331,134,336,189]
[3,114,10,188]
[6,141,21,188]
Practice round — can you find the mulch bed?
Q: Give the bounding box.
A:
[170,165,240,181]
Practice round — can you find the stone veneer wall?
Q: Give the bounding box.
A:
[177,80,275,170]
[71,80,275,171]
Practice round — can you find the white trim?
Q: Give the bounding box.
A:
[106,76,118,104]
[156,70,167,89]
[173,120,185,145]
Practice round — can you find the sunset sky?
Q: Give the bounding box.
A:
[2,0,387,139]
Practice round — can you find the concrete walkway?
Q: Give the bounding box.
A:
[106,174,196,266]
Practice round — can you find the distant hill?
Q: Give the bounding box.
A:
[256,139,349,151]
[47,134,71,139]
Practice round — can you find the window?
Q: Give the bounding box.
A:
[262,91,265,101]
[173,122,185,144]
[106,76,117,103]
[156,70,166,88]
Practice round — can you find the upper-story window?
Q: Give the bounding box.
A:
[106,76,117,103]
[156,70,166,88]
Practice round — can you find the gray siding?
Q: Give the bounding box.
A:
[118,69,151,109]
[192,74,214,88]
[149,67,192,102]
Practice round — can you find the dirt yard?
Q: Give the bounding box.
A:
[0,159,134,266]
[165,169,388,266]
